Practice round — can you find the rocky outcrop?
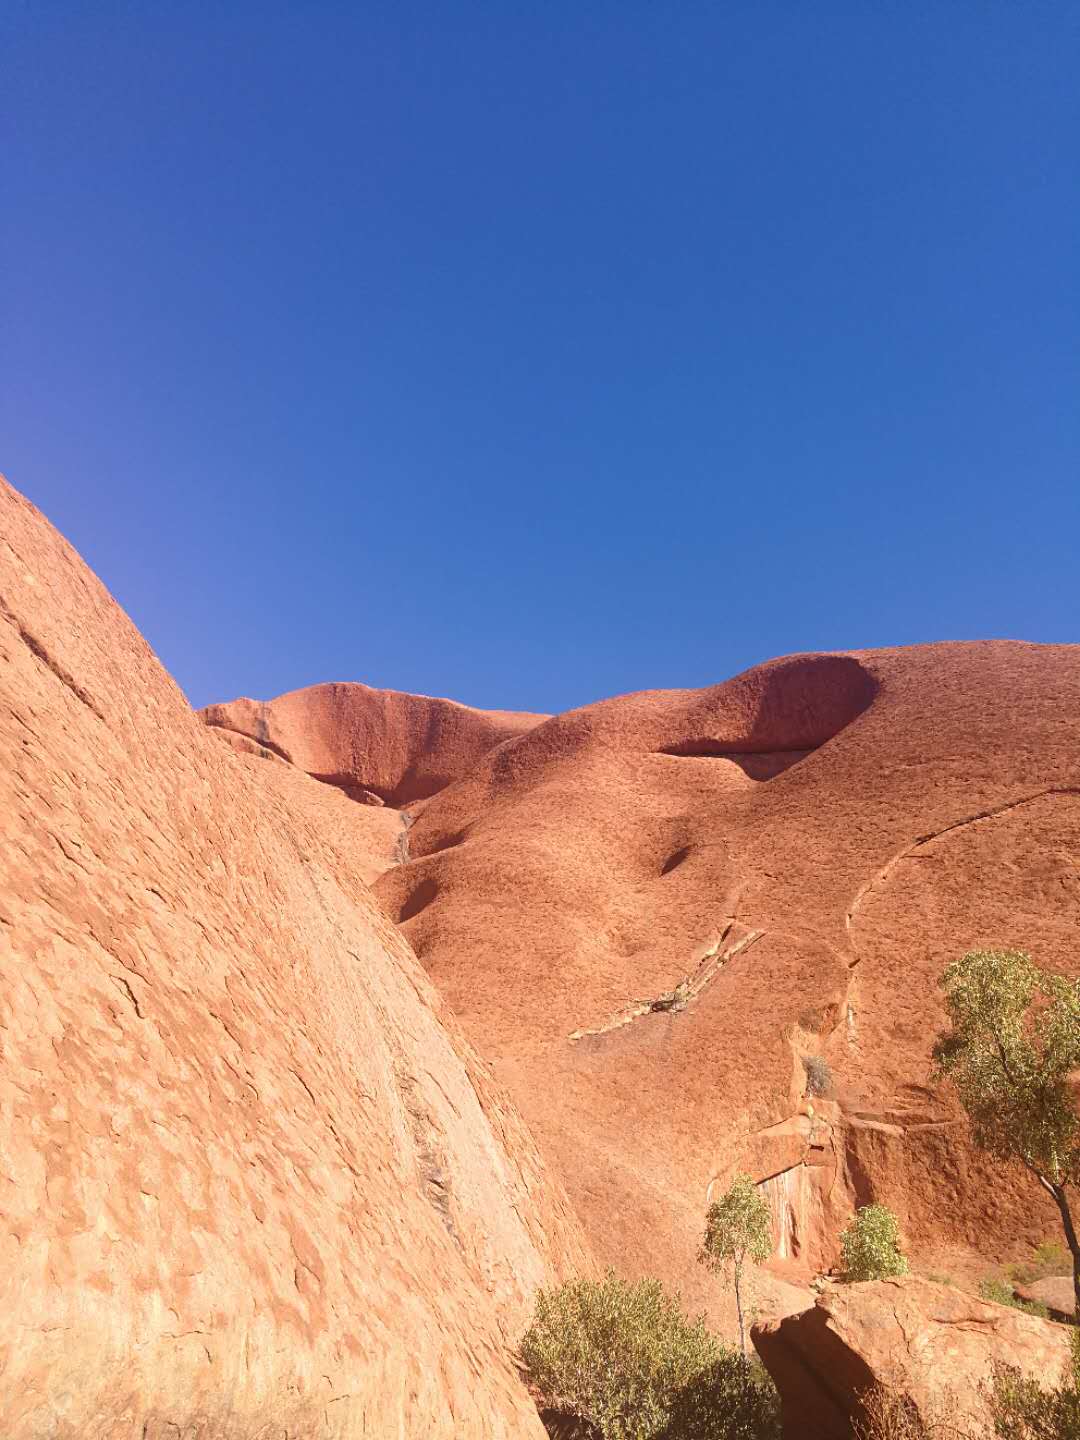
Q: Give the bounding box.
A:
[0,476,589,1437]
[752,1276,1074,1438]
[202,681,546,807]
[369,641,1080,1328]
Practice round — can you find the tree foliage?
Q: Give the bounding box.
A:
[931,949,1080,1311]
[700,1175,773,1357]
[656,1355,780,1440]
[840,1204,909,1282]
[932,950,1080,1182]
[519,1271,779,1440]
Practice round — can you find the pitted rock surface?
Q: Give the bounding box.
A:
[0,476,588,1438]
[365,642,1080,1327]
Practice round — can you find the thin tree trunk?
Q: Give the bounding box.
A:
[734,1262,746,1358]
[1038,1176,1080,1321]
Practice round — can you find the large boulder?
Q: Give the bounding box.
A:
[752,1275,1074,1438]
[0,474,589,1437]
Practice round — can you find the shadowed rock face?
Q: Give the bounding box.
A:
[753,1276,1074,1438]
[202,683,546,807]
[0,477,589,1438]
[367,639,1080,1329]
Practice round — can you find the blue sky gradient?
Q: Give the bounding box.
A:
[5,3,1078,713]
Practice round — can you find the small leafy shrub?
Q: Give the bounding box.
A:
[520,1271,779,1440]
[979,1276,1051,1319]
[658,1355,780,1440]
[990,1328,1080,1438]
[840,1204,909,1282]
[801,1055,832,1098]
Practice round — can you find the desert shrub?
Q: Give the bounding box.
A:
[1035,1243,1073,1277]
[541,1412,602,1439]
[979,1276,1051,1319]
[853,1388,929,1440]
[802,1055,832,1098]
[853,1386,982,1439]
[990,1328,1080,1438]
[840,1204,909,1282]
[520,1271,779,1440]
[657,1355,780,1439]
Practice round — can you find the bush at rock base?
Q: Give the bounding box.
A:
[520,1271,780,1440]
[854,1386,984,1439]
[979,1276,1051,1319]
[840,1204,909,1282]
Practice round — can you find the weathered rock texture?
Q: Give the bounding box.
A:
[203,682,546,808]
[1016,1274,1076,1321]
[361,643,1080,1324]
[753,1276,1073,1438]
[0,476,589,1438]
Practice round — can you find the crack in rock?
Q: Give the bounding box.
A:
[109,974,146,1020]
[394,811,413,866]
[568,927,764,1041]
[0,595,107,724]
[844,786,1080,966]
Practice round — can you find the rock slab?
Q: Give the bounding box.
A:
[752,1275,1073,1438]
[0,475,588,1437]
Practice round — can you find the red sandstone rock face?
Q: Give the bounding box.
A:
[363,643,1080,1327]
[0,477,589,1438]
[753,1276,1073,1438]
[202,682,546,808]
[1015,1275,1076,1320]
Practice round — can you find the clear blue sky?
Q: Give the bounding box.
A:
[5,3,1078,714]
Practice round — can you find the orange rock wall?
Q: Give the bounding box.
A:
[203,682,545,808]
[370,644,1080,1320]
[0,477,588,1438]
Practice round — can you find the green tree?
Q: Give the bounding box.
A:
[519,1270,779,1440]
[699,1174,772,1358]
[840,1203,909,1282]
[931,949,1080,1315]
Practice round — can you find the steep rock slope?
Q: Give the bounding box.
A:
[370,645,1080,1319]
[0,477,588,1439]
